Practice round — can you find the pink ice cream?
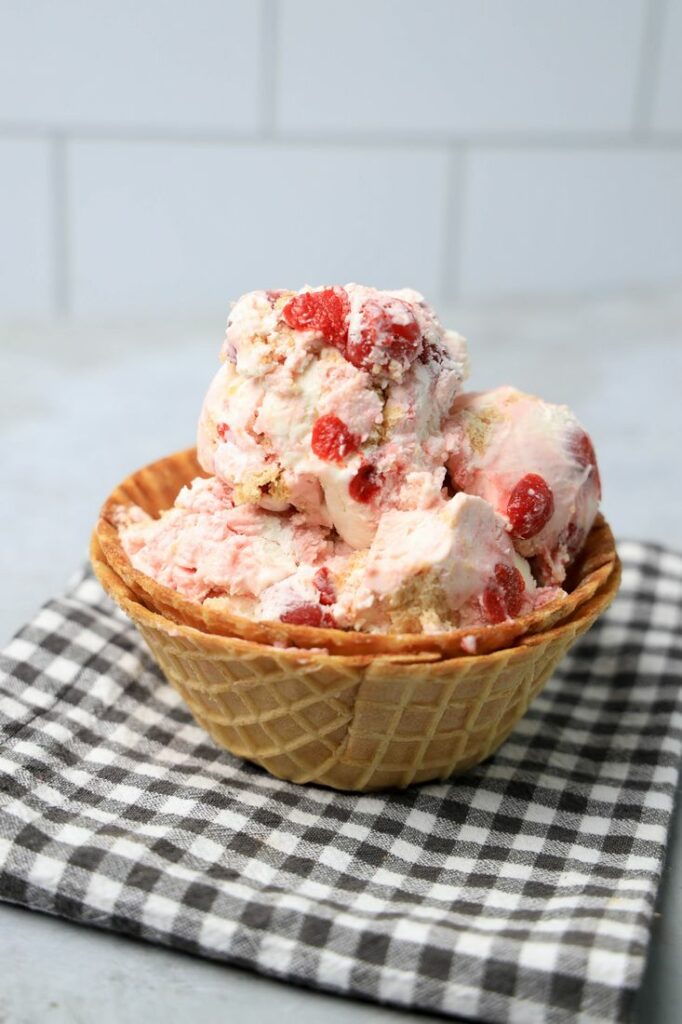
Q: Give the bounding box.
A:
[118,285,600,635]
[336,493,546,633]
[119,476,549,632]
[121,475,348,625]
[197,284,469,549]
[445,386,601,585]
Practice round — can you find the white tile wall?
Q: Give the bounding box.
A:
[458,148,682,296]
[652,0,682,132]
[0,0,262,132]
[277,0,645,136]
[69,142,450,316]
[0,0,681,318]
[0,139,53,315]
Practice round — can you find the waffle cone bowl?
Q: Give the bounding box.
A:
[92,450,621,791]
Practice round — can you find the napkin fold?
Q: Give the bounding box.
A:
[1,541,681,1024]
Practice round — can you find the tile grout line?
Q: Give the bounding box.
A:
[632,0,666,138]
[259,0,279,137]
[50,134,70,319]
[4,126,682,150]
[439,147,466,305]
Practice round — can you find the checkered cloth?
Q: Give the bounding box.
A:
[1,542,681,1024]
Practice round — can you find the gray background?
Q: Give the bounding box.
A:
[1,2,681,1022]
[2,0,682,318]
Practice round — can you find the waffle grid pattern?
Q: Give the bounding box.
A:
[2,543,682,1023]
[139,619,582,790]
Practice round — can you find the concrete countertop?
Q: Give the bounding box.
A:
[1,288,681,1022]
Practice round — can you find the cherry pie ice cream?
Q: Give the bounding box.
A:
[119,284,602,635]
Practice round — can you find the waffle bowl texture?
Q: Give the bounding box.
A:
[91,453,621,791]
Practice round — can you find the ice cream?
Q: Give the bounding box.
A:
[335,493,545,633]
[119,475,347,621]
[445,386,601,584]
[118,285,601,634]
[197,284,469,549]
[120,476,550,632]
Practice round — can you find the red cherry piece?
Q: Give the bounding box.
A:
[481,561,526,623]
[347,298,421,370]
[216,422,230,441]
[321,611,337,628]
[418,340,444,366]
[507,473,555,539]
[280,603,323,627]
[571,430,596,467]
[281,287,349,346]
[311,415,358,463]
[481,586,507,625]
[570,430,602,499]
[344,332,373,370]
[494,563,525,617]
[387,318,421,356]
[349,462,383,504]
[313,567,336,606]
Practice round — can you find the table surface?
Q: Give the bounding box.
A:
[1,288,681,1023]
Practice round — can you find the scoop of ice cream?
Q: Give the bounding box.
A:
[335,492,555,633]
[119,475,345,618]
[197,284,469,550]
[445,386,601,584]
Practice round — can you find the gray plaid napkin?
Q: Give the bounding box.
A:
[1,541,681,1024]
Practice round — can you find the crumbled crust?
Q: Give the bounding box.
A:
[463,406,503,456]
[335,549,367,592]
[378,395,404,443]
[386,570,453,633]
[263,471,290,505]
[234,464,282,505]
